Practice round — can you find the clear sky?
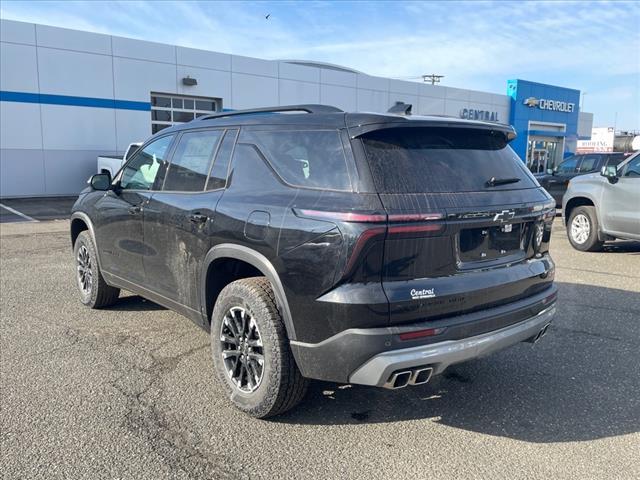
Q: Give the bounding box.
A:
[2,0,639,131]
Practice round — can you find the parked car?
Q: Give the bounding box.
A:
[563,151,640,251]
[535,152,628,206]
[97,142,141,177]
[70,104,557,418]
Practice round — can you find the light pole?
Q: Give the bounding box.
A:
[422,74,444,85]
[580,91,587,111]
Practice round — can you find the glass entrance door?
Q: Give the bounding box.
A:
[527,137,562,173]
[530,149,549,173]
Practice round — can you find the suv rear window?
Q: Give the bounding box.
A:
[251,130,351,191]
[361,127,537,193]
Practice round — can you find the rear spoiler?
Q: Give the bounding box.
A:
[348,121,517,142]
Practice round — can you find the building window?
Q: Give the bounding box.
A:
[150,93,221,134]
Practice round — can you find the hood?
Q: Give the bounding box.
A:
[569,172,601,185]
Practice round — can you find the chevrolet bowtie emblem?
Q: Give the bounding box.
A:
[523,97,539,107]
[493,210,515,223]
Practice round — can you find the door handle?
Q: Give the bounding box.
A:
[189,213,208,224]
[129,205,142,215]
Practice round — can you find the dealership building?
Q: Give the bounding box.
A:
[0,18,593,197]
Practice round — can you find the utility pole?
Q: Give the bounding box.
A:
[422,74,444,85]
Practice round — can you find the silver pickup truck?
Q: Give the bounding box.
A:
[563,151,640,251]
[97,142,141,177]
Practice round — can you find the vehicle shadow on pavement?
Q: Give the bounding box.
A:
[601,240,640,254]
[274,282,640,443]
[109,295,167,312]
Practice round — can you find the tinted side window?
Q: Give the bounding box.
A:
[163,130,222,192]
[251,130,351,191]
[207,129,238,191]
[623,156,640,177]
[557,155,580,173]
[578,154,600,172]
[120,135,174,190]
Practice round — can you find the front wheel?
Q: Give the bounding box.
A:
[210,277,308,418]
[567,206,603,252]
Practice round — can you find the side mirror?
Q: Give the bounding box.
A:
[90,172,112,191]
[600,165,618,184]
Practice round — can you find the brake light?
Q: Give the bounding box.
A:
[294,209,444,225]
[296,209,386,223]
[343,227,386,273]
[294,208,446,276]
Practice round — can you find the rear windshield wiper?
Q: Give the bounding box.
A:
[486,177,521,187]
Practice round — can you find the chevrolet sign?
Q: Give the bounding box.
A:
[523,96,575,113]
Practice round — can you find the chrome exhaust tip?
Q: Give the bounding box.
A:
[539,323,550,338]
[525,323,551,344]
[409,367,433,386]
[383,370,412,389]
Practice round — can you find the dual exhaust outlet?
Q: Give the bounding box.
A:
[383,366,433,390]
[383,322,552,389]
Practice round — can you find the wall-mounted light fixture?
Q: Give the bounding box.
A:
[182,76,197,86]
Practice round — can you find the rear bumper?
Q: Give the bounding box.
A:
[349,305,555,387]
[290,285,557,384]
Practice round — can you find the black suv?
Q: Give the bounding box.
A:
[535,152,628,206]
[71,104,557,418]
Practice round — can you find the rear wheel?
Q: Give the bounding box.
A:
[74,231,120,307]
[210,277,308,418]
[568,206,603,252]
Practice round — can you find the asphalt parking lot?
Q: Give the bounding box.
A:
[1,212,639,479]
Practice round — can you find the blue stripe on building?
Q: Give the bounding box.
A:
[0,91,150,111]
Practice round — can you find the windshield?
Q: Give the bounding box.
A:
[360,127,538,193]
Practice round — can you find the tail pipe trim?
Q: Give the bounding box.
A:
[383,366,434,389]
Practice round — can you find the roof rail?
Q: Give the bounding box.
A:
[194,104,343,122]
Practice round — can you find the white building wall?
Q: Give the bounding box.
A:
[1,18,515,197]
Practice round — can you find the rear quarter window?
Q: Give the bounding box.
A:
[361,127,537,193]
[249,130,352,191]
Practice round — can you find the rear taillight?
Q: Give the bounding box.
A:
[293,209,446,276]
[295,209,386,223]
[294,209,444,229]
[344,227,386,273]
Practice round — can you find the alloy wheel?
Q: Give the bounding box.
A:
[220,306,265,393]
[76,245,93,295]
[571,213,591,244]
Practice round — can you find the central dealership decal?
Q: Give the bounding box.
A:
[523,97,575,113]
[410,288,436,300]
[459,108,499,122]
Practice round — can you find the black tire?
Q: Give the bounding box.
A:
[567,206,603,252]
[210,277,308,418]
[74,231,120,308]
